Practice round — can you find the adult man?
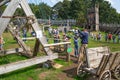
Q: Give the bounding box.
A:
[78,29,89,64]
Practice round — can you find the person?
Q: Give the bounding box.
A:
[108,33,112,42]
[112,34,116,43]
[74,36,79,57]
[118,33,120,43]
[78,29,89,64]
[105,33,108,42]
[97,33,102,41]
[0,36,4,50]
[48,27,52,37]
[22,28,27,42]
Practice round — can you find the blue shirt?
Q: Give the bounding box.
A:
[74,39,78,48]
[78,30,89,44]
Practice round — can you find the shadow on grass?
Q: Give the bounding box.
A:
[0,65,38,78]
[63,67,90,80]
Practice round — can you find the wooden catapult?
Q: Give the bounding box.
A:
[0,0,70,75]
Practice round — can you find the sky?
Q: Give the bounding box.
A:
[105,0,120,13]
[28,0,120,13]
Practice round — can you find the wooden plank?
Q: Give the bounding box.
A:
[104,53,120,71]
[96,54,109,75]
[0,48,23,56]
[88,53,103,61]
[110,53,120,70]
[86,47,109,68]
[87,47,109,56]
[89,58,102,68]
[0,53,58,75]
[0,0,20,36]
[33,39,40,57]
[0,0,10,7]
[22,37,35,40]
[44,42,71,47]
[97,54,110,75]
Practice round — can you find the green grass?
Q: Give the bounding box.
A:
[0,30,120,80]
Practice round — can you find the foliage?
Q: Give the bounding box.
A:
[53,0,120,24]
[58,0,71,19]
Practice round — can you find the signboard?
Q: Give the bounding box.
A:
[36,30,42,38]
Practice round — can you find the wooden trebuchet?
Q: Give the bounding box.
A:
[0,53,58,75]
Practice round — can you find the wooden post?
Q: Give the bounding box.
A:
[95,3,99,31]
[33,39,40,57]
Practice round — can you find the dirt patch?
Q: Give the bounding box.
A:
[28,77,33,80]
[57,72,73,80]
[39,71,50,80]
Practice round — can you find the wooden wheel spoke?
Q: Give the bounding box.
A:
[99,70,111,80]
[114,65,120,79]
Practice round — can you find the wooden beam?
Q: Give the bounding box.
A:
[22,37,36,40]
[0,48,23,56]
[0,0,20,36]
[0,53,58,75]
[0,0,10,7]
[44,42,71,47]
[33,39,40,57]
[1,16,29,19]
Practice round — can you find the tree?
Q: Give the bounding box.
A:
[70,0,87,24]
[58,0,71,19]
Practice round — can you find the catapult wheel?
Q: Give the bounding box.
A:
[114,64,120,80]
[99,70,111,80]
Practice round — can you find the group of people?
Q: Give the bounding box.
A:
[48,27,89,63]
[90,32,120,43]
[104,33,120,43]
[48,27,70,43]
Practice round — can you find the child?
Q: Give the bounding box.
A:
[0,36,4,50]
[74,36,79,57]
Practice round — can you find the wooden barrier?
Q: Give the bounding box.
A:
[44,42,71,47]
[22,37,36,40]
[44,42,71,62]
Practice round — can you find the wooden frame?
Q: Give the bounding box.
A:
[0,0,59,75]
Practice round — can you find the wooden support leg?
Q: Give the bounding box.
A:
[33,39,40,57]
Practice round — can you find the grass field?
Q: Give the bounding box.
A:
[0,30,119,80]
